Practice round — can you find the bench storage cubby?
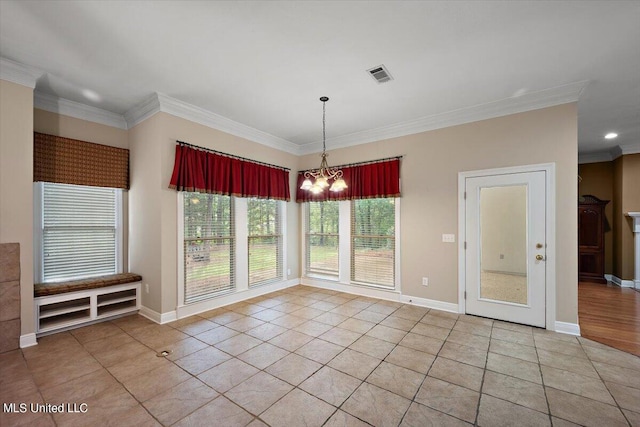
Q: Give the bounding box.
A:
[34,273,141,335]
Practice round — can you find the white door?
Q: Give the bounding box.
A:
[465,171,546,327]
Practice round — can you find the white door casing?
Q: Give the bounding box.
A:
[458,164,556,330]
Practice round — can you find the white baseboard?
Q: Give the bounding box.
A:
[554,321,581,336]
[301,277,459,314]
[636,279,640,290]
[301,277,401,303]
[20,333,37,348]
[174,279,299,320]
[139,306,177,324]
[609,275,635,288]
[398,295,459,313]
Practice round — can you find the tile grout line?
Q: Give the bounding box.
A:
[576,337,634,427]
[324,302,409,426]
[396,308,453,426]
[105,319,194,426]
[23,286,639,427]
[471,317,487,427]
[530,325,554,426]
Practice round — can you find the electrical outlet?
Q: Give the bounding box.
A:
[422,277,429,286]
[442,234,456,243]
[287,268,291,276]
[145,283,149,293]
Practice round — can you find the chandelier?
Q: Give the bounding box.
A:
[300,97,348,194]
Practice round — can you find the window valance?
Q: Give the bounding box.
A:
[168,142,291,201]
[34,132,129,190]
[296,157,401,202]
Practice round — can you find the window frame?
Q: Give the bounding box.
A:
[247,198,284,288]
[33,182,124,284]
[304,201,340,279]
[350,197,398,289]
[180,192,236,304]
[303,198,400,291]
[178,193,288,308]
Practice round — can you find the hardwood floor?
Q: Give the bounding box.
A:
[578,281,640,356]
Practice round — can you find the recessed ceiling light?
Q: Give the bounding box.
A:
[605,132,618,140]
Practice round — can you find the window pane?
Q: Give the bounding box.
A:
[248,198,282,287]
[351,198,395,287]
[306,201,339,275]
[42,183,117,282]
[184,192,234,302]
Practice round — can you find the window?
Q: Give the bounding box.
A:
[183,192,234,302]
[36,182,122,283]
[305,201,339,276]
[303,198,399,289]
[351,198,396,288]
[248,198,283,286]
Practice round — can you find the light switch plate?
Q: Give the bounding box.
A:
[442,234,456,243]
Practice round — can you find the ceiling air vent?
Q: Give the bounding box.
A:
[367,64,393,84]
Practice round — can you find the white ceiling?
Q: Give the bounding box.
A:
[1,1,639,156]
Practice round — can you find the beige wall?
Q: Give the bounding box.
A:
[0,80,34,337]
[3,91,579,330]
[608,154,640,280]
[129,115,164,311]
[34,109,128,149]
[481,186,527,275]
[299,104,578,324]
[33,108,130,273]
[129,112,300,315]
[620,154,640,279]
[578,162,614,274]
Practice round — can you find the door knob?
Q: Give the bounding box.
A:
[536,243,544,249]
[535,254,545,261]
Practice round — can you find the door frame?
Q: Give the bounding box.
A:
[458,163,556,330]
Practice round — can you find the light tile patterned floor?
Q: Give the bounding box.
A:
[2,285,639,426]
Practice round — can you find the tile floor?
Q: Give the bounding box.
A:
[2,285,639,427]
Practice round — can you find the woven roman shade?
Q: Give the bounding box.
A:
[34,132,129,189]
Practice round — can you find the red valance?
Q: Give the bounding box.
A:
[296,158,401,202]
[169,144,290,201]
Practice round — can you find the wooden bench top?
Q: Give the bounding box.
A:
[34,273,142,297]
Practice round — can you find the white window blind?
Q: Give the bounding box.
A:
[351,198,396,288]
[306,201,339,276]
[41,182,119,282]
[248,198,282,287]
[183,192,235,303]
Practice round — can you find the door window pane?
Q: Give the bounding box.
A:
[479,185,527,304]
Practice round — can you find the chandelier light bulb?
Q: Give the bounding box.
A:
[300,178,313,190]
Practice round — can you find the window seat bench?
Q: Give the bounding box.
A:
[34,273,142,336]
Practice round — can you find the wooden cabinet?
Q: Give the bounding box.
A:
[579,195,609,283]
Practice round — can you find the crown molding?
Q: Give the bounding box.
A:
[298,80,589,155]
[155,93,300,154]
[619,143,640,155]
[578,151,613,164]
[124,93,301,154]
[35,91,128,130]
[0,57,42,89]
[578,142,639,164]
[124,92,161,129]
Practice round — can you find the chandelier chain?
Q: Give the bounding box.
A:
[322,99,327,153]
